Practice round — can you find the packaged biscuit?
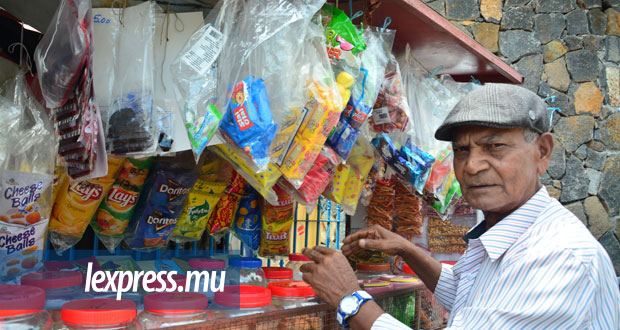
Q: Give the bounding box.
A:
[259,186,294,257]
[171,179,227,243]
[48,155,124,251]
[233,186,261,251]
[205,170,247,239]
[91,157,153,252]
[124,161,198,250]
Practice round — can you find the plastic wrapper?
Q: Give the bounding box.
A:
[170,23,224,160]
[233,186,261,251]
[48,156,124,251]
[124,158,199,250]
[365,179,394,230]
[205,170,247,238]
[394,180,423,237]
[209,0,324,173]
[369,54,409,134]
[0,74,56,281]
[35,0,107,180]
[259,185,294,257]
[91,157,153,252]
[105,2,159,156]
[171,179,227,243]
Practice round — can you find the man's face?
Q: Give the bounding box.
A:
[452,126,547,214]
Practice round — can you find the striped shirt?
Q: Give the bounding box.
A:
[372,186,620,329]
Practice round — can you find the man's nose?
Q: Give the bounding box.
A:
[464,148,490,175]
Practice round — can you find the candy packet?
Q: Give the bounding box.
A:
[370,53,410,134]
[259,185,295,257]
[171,179,227,243]
[91,157,153,252]
[48,156,125,252]
[233,185,261,252]
[0,74,56,281]
[205,170,247,239]
[124,157,199,250]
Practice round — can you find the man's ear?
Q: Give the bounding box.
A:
[536,133,554,175]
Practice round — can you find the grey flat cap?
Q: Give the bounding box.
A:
[434,83,549,141]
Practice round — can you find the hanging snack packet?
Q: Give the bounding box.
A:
[370,54,410,134]
[124,159,198,250]
[48,156,124,251]
[206,170,247,238]
[171,179,226,243]
[91,157,153,252]
[259,186,295,257]
[233,186,261,251]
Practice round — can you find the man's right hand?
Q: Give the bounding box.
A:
[341,225,411,257]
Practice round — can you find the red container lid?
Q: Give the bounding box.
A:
[0,284,45,317]
[288,254,311,262]
[214,285,271,308]
[268,281,315,297]
[145,273,188,291]
[262,267,293,280]
[61,298,136,326]
[403,264,416,275]
[441,260,457,265]
[144,292,207,314]
[357,263,390,272]
[189,258,226,270]
[21,271,82,290]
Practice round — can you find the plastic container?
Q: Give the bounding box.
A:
[379,275,422,289]
[188,258,226,298]
[355,263,392,280]
[360,279,394,295]
[262,267,293,284]
[286,254,311,281]
[268,280,319,309]
[402,263,416,276]
[0,284,52,330]
[212,285,275,319]
[58,298,140,330]
[227,257,266,287]
[20,271,87,320]
[138,292,209,329]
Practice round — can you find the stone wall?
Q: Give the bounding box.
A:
[421,0,620,274]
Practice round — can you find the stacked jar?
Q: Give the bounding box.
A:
[212,285,275,319]
[355,263,392,280]
[188,258,226,299]
[286,254,311,281]
[20,271,87,322]
[57,298,140,330]
[138,292,209,329]
[262,267,293,284]
[268,281,319,309]
[227,257,266,287]
[0,284,52,329]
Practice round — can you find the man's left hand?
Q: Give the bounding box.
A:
[300,246,361,308]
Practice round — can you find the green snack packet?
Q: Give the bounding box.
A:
[320,4,366,57]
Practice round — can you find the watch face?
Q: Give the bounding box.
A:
[340,295,358,314]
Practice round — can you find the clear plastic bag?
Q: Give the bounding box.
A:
[369,53,410,135]
[0,73,56,281]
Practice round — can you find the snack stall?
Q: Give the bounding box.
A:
[0,0,522,329]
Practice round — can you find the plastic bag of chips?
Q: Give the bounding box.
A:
[259,185,295,257]
[206,170,247,239]
[233,185,261,251]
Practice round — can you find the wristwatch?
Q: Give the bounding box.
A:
[336,290,374,328]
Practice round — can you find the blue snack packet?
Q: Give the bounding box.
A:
[327,119,360,160]
[233,185,261,251]
[125,162,198,250]
[219,76,277,169]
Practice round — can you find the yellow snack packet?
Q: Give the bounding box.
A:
[259,185,294,257]
[172,179,227,242]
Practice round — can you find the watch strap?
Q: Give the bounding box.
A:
[337,290,374,328]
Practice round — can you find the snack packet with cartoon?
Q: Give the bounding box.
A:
[91,157,153,252]
[206,170,247,239]
[233,185,261,251]
[124,158,199,250]
[259,185,294,257]
[171,179,226,243]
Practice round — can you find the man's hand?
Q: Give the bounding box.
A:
[342,225,411,257]
[300,246,361,308]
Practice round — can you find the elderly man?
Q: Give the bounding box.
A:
[301,84,620,329]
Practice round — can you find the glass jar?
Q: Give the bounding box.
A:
[212,285,275,319]
[379,275,422,289]
[138,292,209,329]
[21,271,87,322]
[90,278,144,311]
[285,254,311,281]
[261,267,293,284]
[360,280,394,295]
[268,281,319,309]
[355,263,392,280]
[187,258,226,299]
[0,284,52,330]
[57,298,140,330]
[227,257,266,287]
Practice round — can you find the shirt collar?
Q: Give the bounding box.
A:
[463,186,551,261]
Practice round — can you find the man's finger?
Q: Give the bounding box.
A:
[343,228,374,244]
[359,238,382,251]
[303,247,326,263]
[341,244,364,257]
[300,262,318,274]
